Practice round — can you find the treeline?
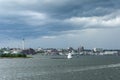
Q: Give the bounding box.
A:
[0,53,27,58]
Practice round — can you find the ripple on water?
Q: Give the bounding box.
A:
[0,56,120,80]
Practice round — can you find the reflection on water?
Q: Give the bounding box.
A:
[0,55,120,80]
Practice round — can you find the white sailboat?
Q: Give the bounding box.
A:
[67,53,72,59]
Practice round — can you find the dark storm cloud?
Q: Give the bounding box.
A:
[0,0,120,38]
[32,0,119,18]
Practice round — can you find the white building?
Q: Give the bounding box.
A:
[11,50,21,54]
[3,51,10,54]
[104,51,118,55]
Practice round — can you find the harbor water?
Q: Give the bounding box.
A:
[0,55,120,80]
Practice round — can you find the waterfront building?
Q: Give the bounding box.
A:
[104,51,118,55]
[3,51,10,54]
[68,47,74,53]
[78,46,84,53]
[93,48,103,53]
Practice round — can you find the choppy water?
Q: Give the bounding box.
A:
[0,55,120,80]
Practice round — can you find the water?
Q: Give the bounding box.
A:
[0,55,120,80]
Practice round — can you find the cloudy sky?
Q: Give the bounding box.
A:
[0,0,120,49]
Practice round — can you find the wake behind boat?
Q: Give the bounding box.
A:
[50,53,73,59]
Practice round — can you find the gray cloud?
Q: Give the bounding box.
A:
[0,0,120,48]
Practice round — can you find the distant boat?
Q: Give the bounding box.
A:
[67,53,72,59]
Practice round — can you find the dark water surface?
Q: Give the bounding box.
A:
[0,55,120,80]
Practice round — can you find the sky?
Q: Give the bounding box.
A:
[0,0,120,49]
